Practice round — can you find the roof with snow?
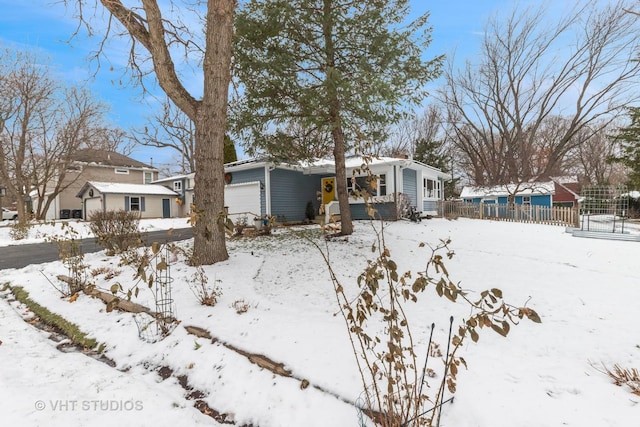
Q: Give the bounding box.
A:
[71,149,155,170]
[76,181,178,197]
[153,173,194,184]
[460,181,556,198]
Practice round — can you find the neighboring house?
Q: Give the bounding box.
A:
[551,177,582,208]
[32,149,159,220]
[76,182,178,220]
[460,182,556,207]
[156,156,448,223]
[153,173,195,218]
[460,178,581,209]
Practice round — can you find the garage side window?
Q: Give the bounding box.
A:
[125,196,146,212]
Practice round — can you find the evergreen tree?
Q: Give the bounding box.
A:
[414,138,449,171]
[232,0,443,235]
[611,107,640,188]
[414,137,459,199]
[224,135,238,164]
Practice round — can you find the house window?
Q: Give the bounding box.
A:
[115,168,130,175]
[125,196,145,212]
[347,174,386,197]
[522,196,531,206]
[173,181,182,192]
[144,171,153,184]
[130,197,141,211]
[424,178,442,199]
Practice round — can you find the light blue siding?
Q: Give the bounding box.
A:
[350,202,397,221]
[269,168,318,222]
[402,168,418,207]
[423,200,438,213]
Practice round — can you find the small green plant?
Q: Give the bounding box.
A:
[88,209,142,255]
[305,201,316,222]
[8,285,99,350]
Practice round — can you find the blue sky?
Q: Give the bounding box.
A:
[0,0,549,168]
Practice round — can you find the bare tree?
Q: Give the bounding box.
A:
[381,106,444,158]
[439,1,640,195]
[131,97,196,174]
[66,0,235,264]
[564,121,628,185]
[0,49,111,221]
[88,126,135,156]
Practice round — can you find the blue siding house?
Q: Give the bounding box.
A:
[460,182,555,206]
[460,182,557,218]
[157,156,448,222]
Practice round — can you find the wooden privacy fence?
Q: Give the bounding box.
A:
[437,201,579,227]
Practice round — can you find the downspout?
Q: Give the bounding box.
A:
[417,170,424,211]
[394,165,398,220]
[264,164,272,217]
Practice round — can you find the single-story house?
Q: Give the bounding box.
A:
[76,181,179,219]
[460,178,581,209]
[460,182,556,207]
[156,156,449,223]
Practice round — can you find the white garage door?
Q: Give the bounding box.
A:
[84,198,102,218]
[224,181,261,222]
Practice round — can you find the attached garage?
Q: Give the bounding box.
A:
[224,181,261,222]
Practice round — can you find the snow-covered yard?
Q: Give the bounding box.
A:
[1,217,639,426]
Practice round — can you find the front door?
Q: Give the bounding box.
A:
[321,177,336,205]
[162,198,171,218]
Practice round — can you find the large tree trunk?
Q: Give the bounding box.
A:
[332,125,353,235]
[191,0,233,264]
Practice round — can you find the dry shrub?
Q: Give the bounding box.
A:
[602,364,640,396]
[88,210,141,255]
[232,299,250,314]
[90,266,121,280]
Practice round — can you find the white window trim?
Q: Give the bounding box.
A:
[347,173,392,203]
[130,196,141,211]
[115,168,130,175]
[143,171,153,184]
[423,178,442,199]
[173,181,183,192]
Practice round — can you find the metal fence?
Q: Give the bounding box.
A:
[578,185,629,233]
[438,201,579,227]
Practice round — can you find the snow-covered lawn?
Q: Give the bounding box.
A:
[1,217,639,426]
[0,217,191,246]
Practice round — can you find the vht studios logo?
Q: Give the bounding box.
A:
[35,399,143,411]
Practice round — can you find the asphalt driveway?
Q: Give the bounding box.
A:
[0,227,193,270]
